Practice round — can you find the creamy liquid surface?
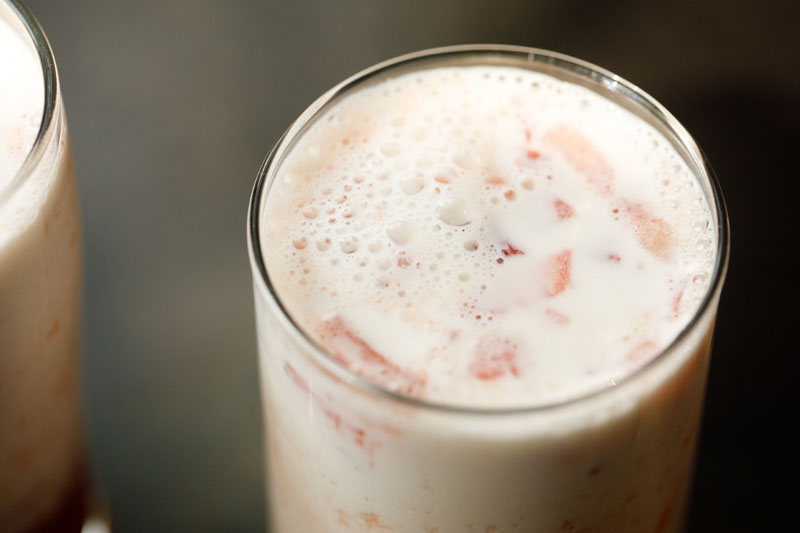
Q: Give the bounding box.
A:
[263,66,715,408]
[0,14,42,187]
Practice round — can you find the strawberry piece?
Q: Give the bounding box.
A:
[320,316,426,396]
[500,241,525,256]
[284,360,385,466]
[526,150,540,160]
[620,200,674,260]
[671,277,688,318]
[543,123,614,196]
[542,249,572,297]
[554,198,575,219]
[360,512,393,530]
[625,340,656,363]
[283,362,309,393]
[485,176,505,186]
[469,337,521,380]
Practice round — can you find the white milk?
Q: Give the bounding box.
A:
[255,58,723,532]
[0,7,85,531]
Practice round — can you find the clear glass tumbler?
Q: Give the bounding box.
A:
[248,45,729,532]
[0,2,98,531]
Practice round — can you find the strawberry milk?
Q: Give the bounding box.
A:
[1,3,86,531]
[249,46,728,532]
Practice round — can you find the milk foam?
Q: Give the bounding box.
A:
[0,14,43,187]
[263,66,715,408]
[1,13,48,243]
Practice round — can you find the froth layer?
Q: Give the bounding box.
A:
[262,66,715,408]
[0,15,43,187]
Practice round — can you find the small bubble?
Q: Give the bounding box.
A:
[695,237,712,251]
[434,168,457,184]
[316,238,331,251]
[340,237,359,254]
[464,240,478,251]
[302,206,318,219]
[292,237,308,250]
[400,175,425,195]
[453,151,481,169]
[377,258,392,270]
[387,221,414,245]
[368,240,382,253]
[693,271,709,285]
[458,272,470,281]
[437,197,472,226]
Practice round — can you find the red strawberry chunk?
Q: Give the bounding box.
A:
[625,340,656,363]
[500,241,525,257]
[543,123,614,196]
[620,200,674,260]
[469,337,522,380]
[320,316,426,396]
[554,198,575,219]
[543,249,572,297]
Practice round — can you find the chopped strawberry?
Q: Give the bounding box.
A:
[284,362,383,464]
[500,241,525,256]
[625,340,656,363]
[542,249,572,297]
[319,316,426,396]
[668,276,690,318]
[469,337,521,380]
[526,150,540,160]
[283,362,309,393]
[543,123,614,196]
[554,198,575,219]
[360,512,393,530]
[620,200,674,260]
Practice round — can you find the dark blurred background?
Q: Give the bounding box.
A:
[22,0,798,531]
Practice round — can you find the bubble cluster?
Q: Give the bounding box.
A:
[262,64,718,408]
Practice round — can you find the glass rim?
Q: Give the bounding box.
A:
[0,0,58,208]
[247,44,731,417]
